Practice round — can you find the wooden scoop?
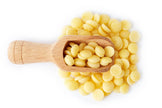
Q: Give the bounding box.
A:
[8,36,114,72]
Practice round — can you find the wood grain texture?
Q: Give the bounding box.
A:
[8,36,115,72]
[8,41,53,64]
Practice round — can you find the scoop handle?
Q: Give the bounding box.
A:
[8,41,53,64]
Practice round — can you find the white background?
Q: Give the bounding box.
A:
[0,0,161,108]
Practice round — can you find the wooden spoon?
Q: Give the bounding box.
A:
[8,36,114,72]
